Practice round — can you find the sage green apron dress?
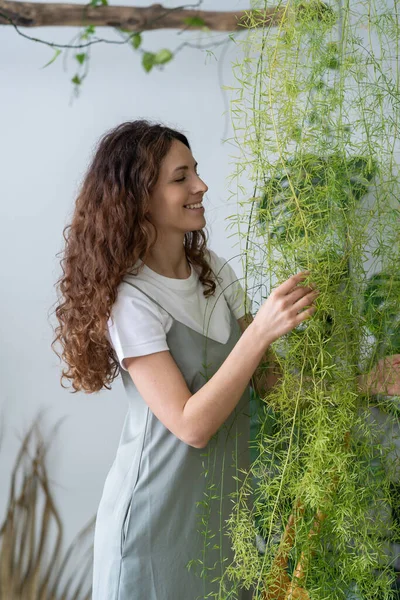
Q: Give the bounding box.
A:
[92,282,252,600]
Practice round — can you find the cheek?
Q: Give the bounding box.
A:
[165,186,188,208]
[149,188,186,220]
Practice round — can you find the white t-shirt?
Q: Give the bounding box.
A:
[107,249,252,372]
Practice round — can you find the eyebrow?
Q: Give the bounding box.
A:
[172,161,198,173]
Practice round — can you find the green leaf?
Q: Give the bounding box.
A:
[325,41,340,69]
[256,152,377,241]
[71,75,82,85]
[153,49,173,65]
[142,52,155,73]
[75,53,86,65]
[81,25,96,40]
[131,33,142,50]
[41,48,61,69]
[362,272,400,338]
[297,0,336,25]
[327,56,340,69]
[289,126,302,142]
[183,16,206,27]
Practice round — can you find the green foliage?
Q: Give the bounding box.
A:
[75,53,86,65]
[363,273,400,355]
[257,154,377,242]
[31,7,221,92]
[41,48,61,69]
[197,0,400,597]
[131,32,142,50]
[141,48,173,73]
[142,51,156,73]
[154,48,174,65]
[183,15,207,28]
[81,25,96,39]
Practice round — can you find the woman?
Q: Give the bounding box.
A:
[51,120,398,599]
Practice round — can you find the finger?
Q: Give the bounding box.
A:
[388,386,400,396]
[275,271,311,297]
[293,290,319,312]
[380,354,400,364]
[289,285,318,304]
[293,304,317,326]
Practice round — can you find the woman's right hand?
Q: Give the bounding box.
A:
[253,271,319,346]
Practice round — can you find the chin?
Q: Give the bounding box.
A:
[185,223,206,233]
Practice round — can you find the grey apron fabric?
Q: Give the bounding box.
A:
[92,282,252,600]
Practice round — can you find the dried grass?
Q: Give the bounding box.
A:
[0,420,95,600]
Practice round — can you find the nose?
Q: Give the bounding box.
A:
[194,175,208,195]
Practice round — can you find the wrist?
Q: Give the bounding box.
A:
[248,319,275,355]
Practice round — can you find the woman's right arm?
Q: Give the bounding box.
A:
[124,272,319,448]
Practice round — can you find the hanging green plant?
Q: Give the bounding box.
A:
[203,0,400,598]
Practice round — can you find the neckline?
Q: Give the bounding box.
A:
[121,277,238,346]
[134,259,197,290]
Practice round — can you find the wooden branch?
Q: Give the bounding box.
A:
[0,2,285,30]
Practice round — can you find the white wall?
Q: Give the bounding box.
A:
[0,0,251,563]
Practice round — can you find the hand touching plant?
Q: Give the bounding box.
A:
[358,354,400,396]
[253,271,319,346]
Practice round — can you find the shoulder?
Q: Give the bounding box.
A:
[205,248,241,292]
[109,277,170,331]
[205,249,233,286]
[108,278,171,370]
[205,248,225,272]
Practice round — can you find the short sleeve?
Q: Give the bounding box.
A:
[107,289,169,371]
[209,251,253,319]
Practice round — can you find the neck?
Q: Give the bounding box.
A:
[143,236,190,279]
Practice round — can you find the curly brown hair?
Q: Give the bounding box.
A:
[51,120,218,394]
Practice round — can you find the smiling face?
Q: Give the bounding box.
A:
[147,139,208,235]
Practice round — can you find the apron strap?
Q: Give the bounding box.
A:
[121,279,175,320]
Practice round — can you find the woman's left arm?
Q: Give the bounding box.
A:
[357,354,400,396]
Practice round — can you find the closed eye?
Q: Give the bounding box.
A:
[175,170,199,183]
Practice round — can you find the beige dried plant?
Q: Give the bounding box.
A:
[0,420,95,600]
